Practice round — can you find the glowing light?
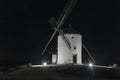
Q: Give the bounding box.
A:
[89,63,93,67]
[43,62,47,66]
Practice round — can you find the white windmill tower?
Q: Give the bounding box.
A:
[41,0,95,65]
[57,27,82,64]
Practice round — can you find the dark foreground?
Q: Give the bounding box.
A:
[0,65,120,80]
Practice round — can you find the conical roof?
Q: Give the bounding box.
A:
[62,25,78,34]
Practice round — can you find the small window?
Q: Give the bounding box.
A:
[71,37,74,39]
[73,46,76,50]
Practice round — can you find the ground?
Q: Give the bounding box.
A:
[0,65,120,80]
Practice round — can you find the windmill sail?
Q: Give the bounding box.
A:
[41,0,77,55]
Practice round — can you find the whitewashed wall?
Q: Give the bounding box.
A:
[57,33,82,64]
[52,54,57,64]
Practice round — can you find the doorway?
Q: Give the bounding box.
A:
[73,55,77,64]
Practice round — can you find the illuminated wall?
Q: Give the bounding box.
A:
[57,33,82,64]
[52,54,57,64]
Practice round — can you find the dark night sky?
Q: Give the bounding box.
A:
[0,0,120,65]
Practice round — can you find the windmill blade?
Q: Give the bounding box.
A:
[49,0,77,29]
[48,17,57,30]
[41,0,77,55]
[59,29,71,50]
[41,31,57,55]
[49,17,71,50]
[57,0,77,29]
[82,44,96,63]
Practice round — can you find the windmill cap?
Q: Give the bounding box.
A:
[62,27,79,34]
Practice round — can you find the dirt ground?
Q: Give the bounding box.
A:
[0,66,120,80]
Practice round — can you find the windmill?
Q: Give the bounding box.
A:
[41,0,95,65]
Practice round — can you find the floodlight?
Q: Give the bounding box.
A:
[89,63,93,67]
[43,62,47,66]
